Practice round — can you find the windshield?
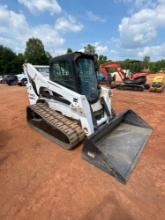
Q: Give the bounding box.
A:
[76,58,99,102]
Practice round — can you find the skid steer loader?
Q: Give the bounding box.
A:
[149,75,165,92]
[24,52,152,183]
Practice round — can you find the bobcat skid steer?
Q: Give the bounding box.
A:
[24,52,152,183]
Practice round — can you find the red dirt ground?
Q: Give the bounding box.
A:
[0,82,164,220]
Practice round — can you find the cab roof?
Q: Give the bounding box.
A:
[50,52,97,64]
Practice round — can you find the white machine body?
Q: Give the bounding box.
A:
[24,63,113,136]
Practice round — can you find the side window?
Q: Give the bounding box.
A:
[51,63,62,81]
[50,60,76,90]
[60,61,73,81]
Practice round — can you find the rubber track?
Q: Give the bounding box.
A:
[117,84,144,91]
[28,103,85,149]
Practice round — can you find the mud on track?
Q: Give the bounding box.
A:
[0,84,164,220]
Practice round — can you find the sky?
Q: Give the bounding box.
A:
[0,0,165,60]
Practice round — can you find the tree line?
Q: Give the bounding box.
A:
[0,40,165,76]
[83,44,165,73]
[0,38,52,75]
[118,57,165,73]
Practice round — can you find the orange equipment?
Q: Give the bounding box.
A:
[99,61,149,91]
[99,61,125,82]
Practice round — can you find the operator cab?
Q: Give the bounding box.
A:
[49,52,99,103]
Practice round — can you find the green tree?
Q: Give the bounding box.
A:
[150,62,159,73]
[45,51,52,61]
[119,60,144,72]
[119,59,130,70]
[14,53,25,74]
[0,45,17,75]
[84,44,96,54]
[67,48,73,53]
[24,38,51,65]
[97,54,108,65]
[156,60,165,71]
[143,56,150,69]
[99,55,107,61]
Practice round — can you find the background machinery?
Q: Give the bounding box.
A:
[1,75,18,85]
[24,52,152,183]
[99,61,149,91]
[17,73,28,86]
[149,75,165,92]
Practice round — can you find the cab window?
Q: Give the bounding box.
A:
[50,60,76,90]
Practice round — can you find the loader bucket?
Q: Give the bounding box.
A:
[82,109,152,183]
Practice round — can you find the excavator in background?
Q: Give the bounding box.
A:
[24,52,152,183]
[99,61,149,91]
[149,75,165,92]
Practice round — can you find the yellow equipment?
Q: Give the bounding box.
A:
[149,75,165,92]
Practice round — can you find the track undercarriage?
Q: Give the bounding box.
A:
[27,103,85,150]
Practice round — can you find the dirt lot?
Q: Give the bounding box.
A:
[0,82,165,220]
